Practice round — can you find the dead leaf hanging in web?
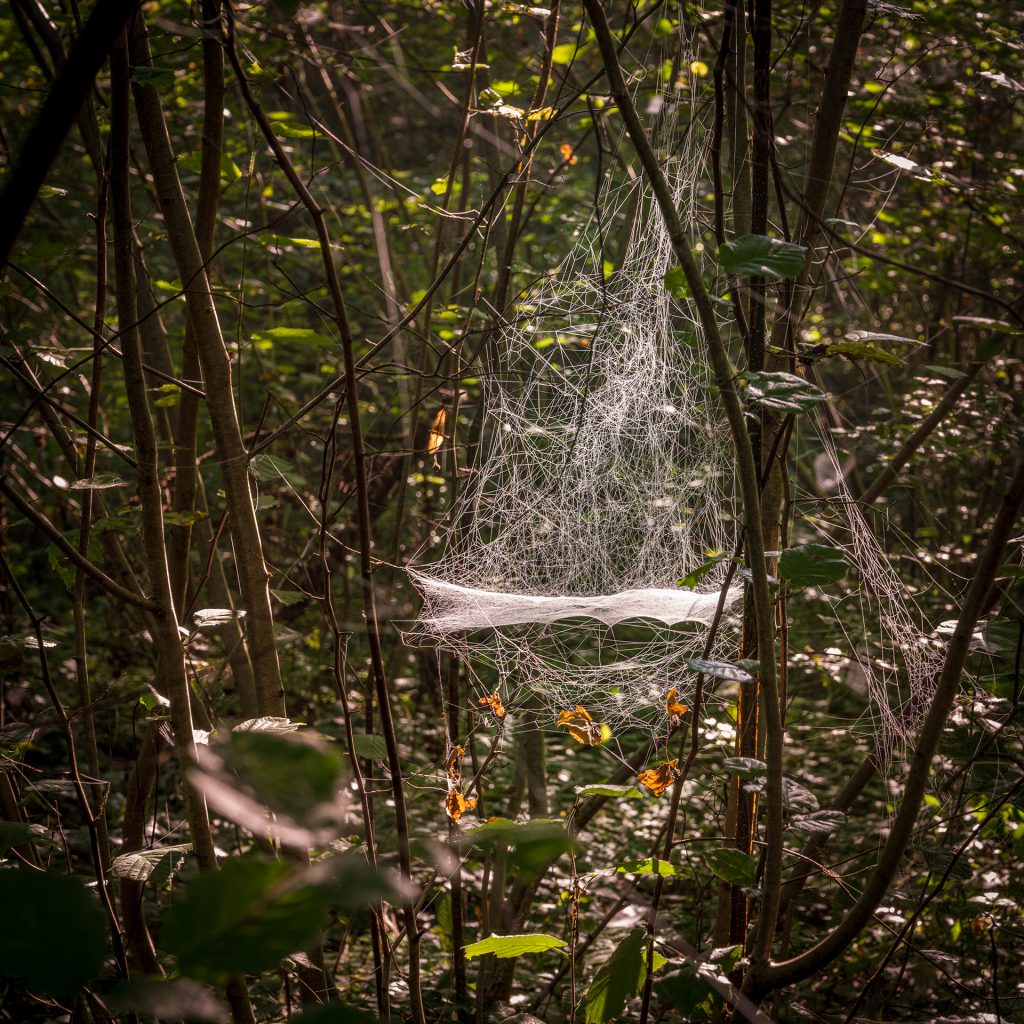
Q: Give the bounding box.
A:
[557,706,607,746]
[478,692,506,720]
[427,408,446,464]
[445,745,466,782]
[664,688,689,726]
[445,787,477,822]
[637,759,680,797]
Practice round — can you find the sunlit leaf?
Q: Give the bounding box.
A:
[664,688,688,725]
[685,658,753,683]
[637,760,679,797]
[478,691,506,720]
[557,705,605,746]
[617,857,676,877]
[463,933,566,959]
[445,788,477,822]
[427,408,446,458]
[574,783,644,799]
[110,844,193,882]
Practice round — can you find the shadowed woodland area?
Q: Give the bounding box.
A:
[1,0,1024,1022]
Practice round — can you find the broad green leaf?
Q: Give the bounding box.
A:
[663,265,687,296]
[252,326,333,349]
[743,371,826,413]
[107,978,229,1023]
[678,554,732,590]
[110,844,193,882]
[617,857,676,877]
[0,821,52,851]
[463,933,566,959]
[656,966,721,1020]
[161,857,330,981]
[791,809,848,834]
[719,234,807,278]
[584,928,647,1024]
[575,783,644,799]
[352,733,389,759]
[462,818,573,875]
[827,340,904,367]
[704,847,757,887]
[685,658,752,683]
[778,544,847,587]
[0,870,108,998]
[222,730,344,825]
[550,42,580,64]
[721,756,768,779]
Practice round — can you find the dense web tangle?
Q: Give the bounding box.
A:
[406,50,743,733]
[405,35,942,752]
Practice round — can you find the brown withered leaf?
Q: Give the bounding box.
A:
[557,705,604,746]
[664,688,689,726]
[637,760,680,797]
[427,408,446,460]
[445,745,466,782]
[478,692,506,720]
[445,787,477,822]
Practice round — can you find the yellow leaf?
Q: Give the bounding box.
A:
[637,760,680,797]
[478,692,506,720]
[557,706,605,746]
[689,60,709,77]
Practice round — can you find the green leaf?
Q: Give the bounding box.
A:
[827,340,905,367]
[663,266,688,296]
[976,335,1007,361]
[462,818,573,876]
[251,326,333,349]
[110,844,193,882]
[617,857,676,877]
[704,847,757,887]
[161,857,331,981]
[656,966,721,1020]
[778,544,847,587]
[0,820,52,851]
[463,933,566,959]
[222,731,344,826]
[0,870,108,997]
[677,554,732,590]
[584,928,647,1024]
[574,783,644,799]
[352,733,389,759]
[742,371,826,413]
[107,978,229,1023]
[721,756,768,779]
[685,658,752,683]
[791,809,848,834]
[719,234,807,278]
[550,42,580,64]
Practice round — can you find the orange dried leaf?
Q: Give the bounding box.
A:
[427,408,446,457]
[557,705,604,746]
[478,692,506,720]
[445,745,466,781]
[664,688,689,726]
[445,787,477,822]
[559,142,578,166]
[637,760,680,797]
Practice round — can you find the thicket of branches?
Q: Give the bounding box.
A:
[1,1,1023,1022]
